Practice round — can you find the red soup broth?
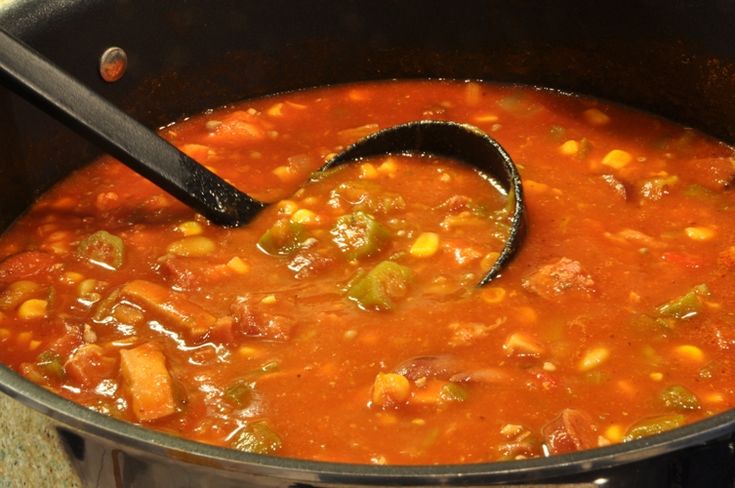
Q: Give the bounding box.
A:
[0,80,734,465]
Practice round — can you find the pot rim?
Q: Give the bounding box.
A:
[2,364,734,484]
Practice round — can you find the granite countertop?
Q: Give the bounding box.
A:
[0,392,81,487]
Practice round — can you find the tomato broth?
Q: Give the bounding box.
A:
[1,81,735,465]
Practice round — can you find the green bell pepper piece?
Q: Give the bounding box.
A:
[347,260,412,311]
[231,420,282,455]
[330,211,390,260]
[77,230,124,270]
[257,219,308,256]
[661,385,700,411]
[624,414,684,441]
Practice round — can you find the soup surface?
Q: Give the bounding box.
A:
[1,81,735,464]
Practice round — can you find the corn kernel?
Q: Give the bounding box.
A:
[16,331,32,345]
[47,242,69,255]
[601,149,633,169]
[180,143,210,162]
[360,163,378,179]
[272,165,295,182]
[47,230,70,242]
[578,346,610,371]
[504,333,544,356]
[481,286,506,304]
[371,372,410,407]
[302,197,319,206]
[543,361,557,372]
[704,393,724,404]
[377,158,398,176]
[523,179,550,194]
[277,200,298,216]
[673,344,705,363]
[604,424,623,443]
[480,251,500,270]
[584,108,611,126]
[559,140,579,156]
[49,196,75,211]
[410,232,439,257]
[411,418,426,426]
[63,272,84,284]
[291,208,318,225]
[376,412,398,426]
[649,372,664,381]
[616,380,635,396]
[29,340,41,351]
[237,346,260,359]
[167,236,216,257]
[439,172,452,183]
[18,299,47,319]
[474,113,499,123]
[78,279,97,298]
[347,89,369,101]
[37,223,58,236]
[685,226,716,241]
[266,102,284,117]
[177,221,203,236]
[515,306,538,324]
[226,257,250,274]
[260,294,277,305]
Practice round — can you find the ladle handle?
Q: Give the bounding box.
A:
[0,29,264,227]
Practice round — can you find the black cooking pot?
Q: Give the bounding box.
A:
[2,0,735,486]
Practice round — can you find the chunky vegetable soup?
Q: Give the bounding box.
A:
[1,81,735,464]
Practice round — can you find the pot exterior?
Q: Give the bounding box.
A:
[55,424,735,487]
[1,0,735,485]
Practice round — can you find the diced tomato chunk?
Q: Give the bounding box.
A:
[119,342,177,422]
[522,258,594,299]
[48,321,84,358]
[157,255,230,289]
[205,110,271,146]
[0,251,57,285]
[65,344,117,387]
[662,251,704,269]
[542,408,598,455]
[208,316,235,343]
[230,295,296,341]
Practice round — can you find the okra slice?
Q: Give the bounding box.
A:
[347,260,412,311]
[224,380,255,408]
[656,284,710,319]
[331,180,406,214]
[660,385,700,411]
[257,219,308,256]
[624,414,684,441]
[36,350,65,380]
[231,420,282,455]
[439,383,468,402]
[330,211,391,260]
[76,230,124,270]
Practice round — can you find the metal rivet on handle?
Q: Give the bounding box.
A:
[99,47,127,82]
